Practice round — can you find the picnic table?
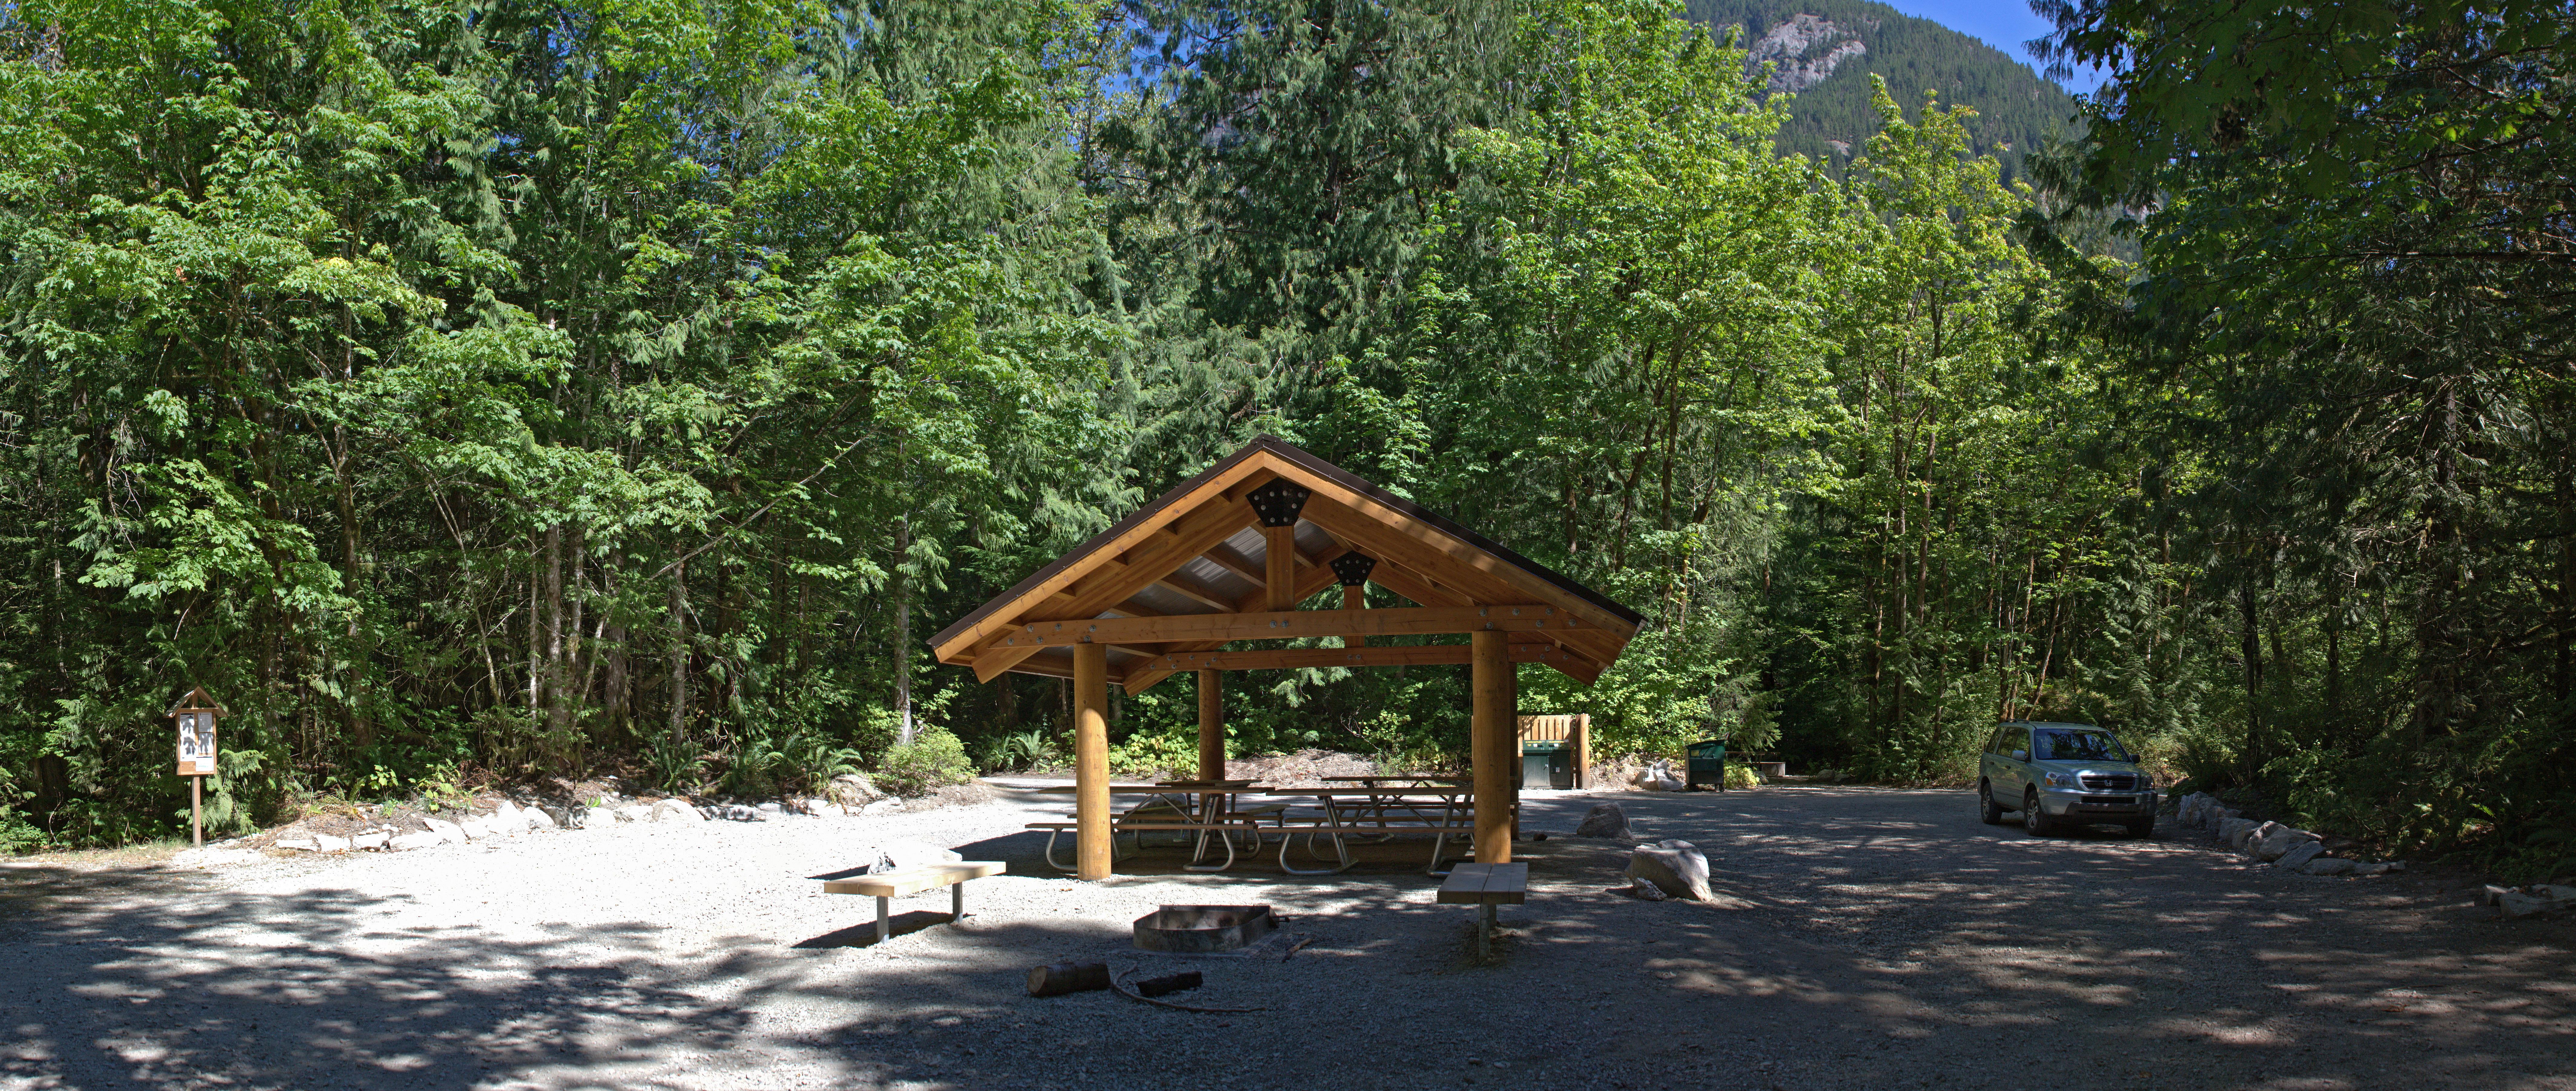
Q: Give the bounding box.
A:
[1030,784,1277,872]
[1260,787,1477,875]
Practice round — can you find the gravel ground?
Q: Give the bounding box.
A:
[4,783,2571,1091]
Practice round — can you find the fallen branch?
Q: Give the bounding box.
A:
[1110,972,1264,1014]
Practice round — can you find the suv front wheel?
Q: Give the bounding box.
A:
[1979,780,2005,824]
[2023,788,2057,836]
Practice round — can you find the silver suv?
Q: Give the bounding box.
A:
[1977,721,2156,837]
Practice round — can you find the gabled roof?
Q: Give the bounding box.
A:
[930,437,1642,693]
[165,687,228,716]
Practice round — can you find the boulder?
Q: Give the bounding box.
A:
[2497,890,2556,918]
[1629,760,1681,792]
[493,800,523,828]
[2302,856,2357,876]
[527,807,560,830]
[803,797,837,817]
[614,803,654,824]
[275,838,319,852]
[2350,862,2392,876]
[757,801,785,815]
[651,798,705,823]
[1626,839,1715,902]
[455,817,491,841]
[2216,817,2260,848]
[582,807,614,829]
[351,831,391,851]
[391,831,444,852]
[423,818,466,845]
[315,835,352,853]
[861,799,903,816]
[2234,820,2281,853]
[1575,803,1631,838]
[1628,875,1670,901]
[2177,792,2221,830]
[2274,841,2326,871]
[830,772,888,806]
[2254,826,2320,862]
[873,840,965,873]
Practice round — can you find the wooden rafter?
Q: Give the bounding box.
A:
[930,437,1641,688]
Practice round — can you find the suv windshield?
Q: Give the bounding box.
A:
[2033,729,2130,762]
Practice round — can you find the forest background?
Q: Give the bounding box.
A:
[1,0,2568,878]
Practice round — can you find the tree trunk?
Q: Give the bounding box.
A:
[894,515,914,748]
[668,557,690,745]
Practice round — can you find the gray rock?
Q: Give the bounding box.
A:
[831,772,888,806]
[2497,890,2555,917]
[2274,841,2325,870]
[492,800,524,828]
[874,840,965,872]
[614,803,653,824]
[757,801,784,813]
[651,798,704,823]
[1628,875,1669,901]
[2542,885,2576,902]
[391,831,444,852]
[1575,803,1632,838]
[527,807,561,830]
[581,807,614,828]
[724,804,761,822]
[350,831,390,851]
[2216,817,2260,848]
[1627,839,1715,901]
[2302,856,2357,876]
[423,818,465,844]
[2350,862,2392,876]
[275,838,319,852]
[315,835,352,853]
[861,799,903,816]
[455,817,492,841]
[2177,792,2223,830]
[2255,826,2319,862]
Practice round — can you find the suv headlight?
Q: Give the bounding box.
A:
[2042,771,2079,789]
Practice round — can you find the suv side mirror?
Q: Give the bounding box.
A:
[2012,750,2028,761]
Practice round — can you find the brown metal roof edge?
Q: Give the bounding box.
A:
[1249,437,1645,628]
[927,441,1272,654]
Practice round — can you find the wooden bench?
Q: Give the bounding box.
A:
[1438,862,1529,957]
[822,861,1004,943]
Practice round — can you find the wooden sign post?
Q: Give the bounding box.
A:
[167,688,225,847]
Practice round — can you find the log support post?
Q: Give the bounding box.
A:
[1472,628,1511,864]
[1197,668,1225,782]
[1074,642,1111,880]
[1573,712,1591,789]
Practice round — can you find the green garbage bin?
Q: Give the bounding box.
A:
[1686,739,1728,790]
[1521,740,1571,789]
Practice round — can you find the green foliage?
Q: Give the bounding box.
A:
[0,0,2559,871]
[1108,727,1198,778]
[875,727,973,799]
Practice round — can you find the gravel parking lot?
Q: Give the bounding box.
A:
[4,783,2571,1091]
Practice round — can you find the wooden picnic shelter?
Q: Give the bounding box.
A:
[930,436,1643,880]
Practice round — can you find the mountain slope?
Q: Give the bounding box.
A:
[1687,0,2079,183]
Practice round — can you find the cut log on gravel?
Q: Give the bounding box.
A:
[1133,971,1202,997]
[1109,972,1263,1014]
[1026,961,1111,997]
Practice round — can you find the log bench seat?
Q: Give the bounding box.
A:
[1437,861,1529,957]
[821,861,1005,943]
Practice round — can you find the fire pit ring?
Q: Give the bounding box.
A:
[1133,904,1276,954]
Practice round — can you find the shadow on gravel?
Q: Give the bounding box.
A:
[791,910,959,948]
[1,876,753,1091]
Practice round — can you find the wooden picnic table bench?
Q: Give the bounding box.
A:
[822,861,1005,943]
[1438,861,1529,957]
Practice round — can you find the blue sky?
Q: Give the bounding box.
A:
[1877,0,2107,92]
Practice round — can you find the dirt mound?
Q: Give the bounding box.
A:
[1223,749,1389,787]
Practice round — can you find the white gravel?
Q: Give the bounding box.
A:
[4,783,2571,1090]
